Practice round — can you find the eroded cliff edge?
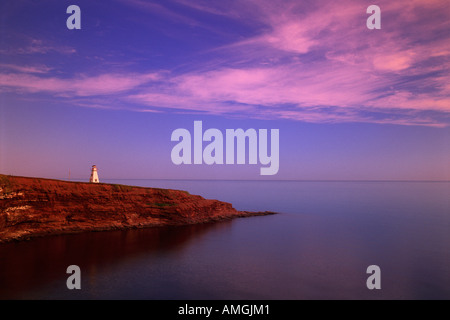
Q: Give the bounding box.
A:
[0,174,275,243]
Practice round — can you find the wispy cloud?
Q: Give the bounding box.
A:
[114,0,205,28]
[0,72,159,96]
[0,38,76,55]
[0,63,53,74]
[2,0,449,127]
[159,0,449,126]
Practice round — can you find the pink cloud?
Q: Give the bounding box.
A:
[171,0,449,124]
[0,72,159,96]
[2,0,448,127]
[130,61,381,111]
[0,63,53,74]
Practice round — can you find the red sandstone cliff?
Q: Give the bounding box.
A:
[0,174,275,243]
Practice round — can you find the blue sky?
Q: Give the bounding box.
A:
[0,0,449,180]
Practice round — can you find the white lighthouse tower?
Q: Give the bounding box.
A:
[89,165,100,183]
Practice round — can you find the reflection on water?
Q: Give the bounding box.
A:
[0,181,449,299]
[0,221,233,299]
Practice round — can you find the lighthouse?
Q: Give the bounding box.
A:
[89,165,100,183]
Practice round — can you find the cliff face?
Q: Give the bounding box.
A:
[0,175,274,243]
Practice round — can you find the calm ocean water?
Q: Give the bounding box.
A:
[0,180,449,299]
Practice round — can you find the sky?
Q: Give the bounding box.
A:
[0,0,449,180]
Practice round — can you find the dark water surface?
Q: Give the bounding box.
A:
[0,180,449,299]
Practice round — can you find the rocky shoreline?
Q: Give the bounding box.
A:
[0,174,276,243]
